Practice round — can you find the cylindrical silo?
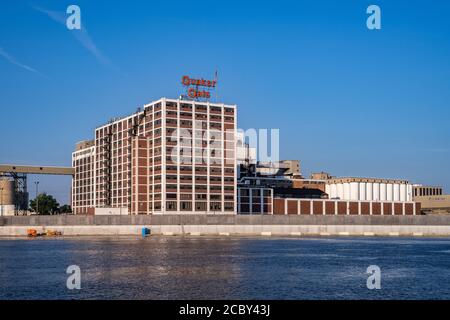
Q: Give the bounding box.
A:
[406,184,413,201]
[337,183,344,199]
[343,183,350,200]
[0,179,15,205]
[400,184,406,202]
[387,184,393,201]
[359,182,366,201]
[330,184,337,198]
[373,183,380,201]
[393,183,400,201]
[366,182,373,201]
[350,182,359,200]
[380,183,387,201]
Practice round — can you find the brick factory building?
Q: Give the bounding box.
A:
[72,97,237,215]
[71,92,428,216]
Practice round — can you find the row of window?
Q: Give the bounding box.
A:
[165,111,234,121]
[166,194,233,200]
[239,189,272,197]
[163,176,235,182]
[165,201,234,211]
[163,102,234,114]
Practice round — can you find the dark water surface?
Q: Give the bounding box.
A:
[1,236,450,300]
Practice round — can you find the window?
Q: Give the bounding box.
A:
[180,202,192,211]
[166,102,177,108]
[210,202,221,211]
[180,194,192,200]
[240,189,250,197]
[195,202,207,211]
[181,120,192,126]
[181,103,192,111]
[196,185,207,191]
[195,104,207,112]
[224,202,234,211]
[166,201,177,211]
[196,167,207,173]
[211,167,222,174]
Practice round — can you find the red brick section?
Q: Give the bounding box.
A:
[313,201,323,215]
[287,200,298,214]
[361,202,370,215]
[394,203,403,215]
[337,202,347,215]
[349,202,359,215]
[263,198,416,216]
[300,201,311,215]
[383,203,392,215]
[131,137,149,214]
[273,199,285,215]
[415,202,421,215]
[325,202,335,215]
[372,202,381,215]
[405,203,414,215]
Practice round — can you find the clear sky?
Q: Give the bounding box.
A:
[1,0,449,205]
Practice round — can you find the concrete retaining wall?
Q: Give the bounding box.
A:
[1,214,450,237]
[2,214,450,226]
[2,224,450,237]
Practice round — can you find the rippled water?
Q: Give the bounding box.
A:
[1,236,450,300]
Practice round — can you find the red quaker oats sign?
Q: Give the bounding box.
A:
[181,75,217,99]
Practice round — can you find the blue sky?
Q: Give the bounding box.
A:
[1,0,449,205]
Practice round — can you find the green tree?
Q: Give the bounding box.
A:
[59,204,72,214]
[29,193,60,215]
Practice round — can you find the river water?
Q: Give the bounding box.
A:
[1,236,450,300]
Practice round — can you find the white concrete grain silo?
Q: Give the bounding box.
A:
[325,177,412,202]
[366,182,373,201]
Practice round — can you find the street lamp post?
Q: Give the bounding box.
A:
[35,181,39,215]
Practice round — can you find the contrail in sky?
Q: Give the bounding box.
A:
[32,5,111,67]
[0,46,46,77]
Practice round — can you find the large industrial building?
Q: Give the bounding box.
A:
[72,97,237,215]
[69,91,432,217]
[1,76,447,217]
[67,80,447,216]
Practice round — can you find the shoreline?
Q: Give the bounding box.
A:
[2,214,450,237]
[2,224,450,237]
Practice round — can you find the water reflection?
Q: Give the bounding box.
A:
[1,236,450,299]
